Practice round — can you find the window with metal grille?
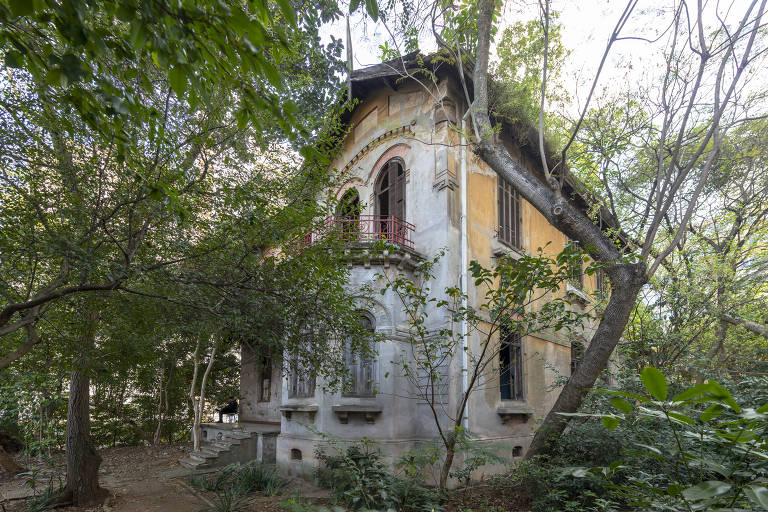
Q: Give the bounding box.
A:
[497,176,521,249]
[343,315,376,397]
[567,239,584,290]
[596,269,608,298]
[499,327,524,400]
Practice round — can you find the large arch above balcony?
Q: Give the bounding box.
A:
[366,143,411,184]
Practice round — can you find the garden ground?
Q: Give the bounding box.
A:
[0,444,323,512]
[0,445,530,511]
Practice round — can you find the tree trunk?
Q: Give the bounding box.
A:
[153,367,165,445]
[439,438,456,490]
[0,445,25,476]
[526,272,645,457]
[51,305,108,508]
[50,368,108,507]
[720,313,768,339]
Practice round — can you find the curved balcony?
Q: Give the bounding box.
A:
[305,215,415,250]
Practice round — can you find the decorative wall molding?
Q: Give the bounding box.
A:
[342,125,414,180]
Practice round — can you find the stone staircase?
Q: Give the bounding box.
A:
[179,427,277,471]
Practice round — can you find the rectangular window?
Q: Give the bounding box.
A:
[570,341,584,375]
[343,315,376,397]
[567,239,584,290]
[596,269,608,298]
[343,343,375,397]
[288,359,316,399]
[498,176,522,249]
[499,328,524,400]
[259,356,272,402]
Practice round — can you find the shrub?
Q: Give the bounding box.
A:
[315,440,443,512]
[190,461,288,496]
[568,367,768,511]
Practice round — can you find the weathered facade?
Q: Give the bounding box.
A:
[237,54,609,482]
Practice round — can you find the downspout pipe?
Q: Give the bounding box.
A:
[459,107,471,432]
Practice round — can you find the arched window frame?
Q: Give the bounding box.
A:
[374,157,406,221]
[343,312,377,397]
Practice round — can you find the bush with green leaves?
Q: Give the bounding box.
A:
[189,460,288,498]
[315,439,443,512]
[569,367,768,511]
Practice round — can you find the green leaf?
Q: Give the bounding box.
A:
[681,481,731,501]
[700,404,724,422]
[274,0,296,25]
[672,382,716,402]
[666,411,695,425]
[640,366,667,401]
[602,415,620,430]
[9,0,34,16]
[598,389,650,402]
[610,397,632,414]
[349,0,361,13]
[4,50,23,68]
[745,485,768,508]
[365,0,379,21]
[168,66,187,97]
[259,59,282,89]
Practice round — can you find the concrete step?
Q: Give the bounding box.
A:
[201,448,226,458]
[180,429,264,473]
[179,457,211,470]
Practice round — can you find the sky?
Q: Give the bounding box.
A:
[321,0,762,117]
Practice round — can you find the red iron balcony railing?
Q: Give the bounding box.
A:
[304,215,415,250]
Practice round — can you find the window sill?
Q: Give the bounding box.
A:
[492,242,524,260]
[279,405,318,422]
[332,405,383,424]
[497,406,533,424]
[566,283,590,305]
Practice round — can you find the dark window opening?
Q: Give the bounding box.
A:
[344,314,376,397]
[567,239,584,290]
[291,449,302,460]
[375,159,406,240]
[512,446,523,457]
[259,356,272,402]
[335,189,361,236]
[498,175,522,249]
[570,341,584,375]
[499,327,524,401]
[596,269,608,298]
[288,358,316,399]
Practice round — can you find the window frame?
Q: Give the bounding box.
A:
[566,238,584,290]
[343,314,376,397]
[259,356,273,403]
[497,175,522,250]
[499,328,524,401]
[287,358,316,399]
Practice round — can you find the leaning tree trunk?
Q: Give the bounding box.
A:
[525,270,645,457]
[0,445,25,476]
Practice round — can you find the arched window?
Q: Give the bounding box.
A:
[375,159,406,243]
[343,314,376,397]
[335,188,361,237]
[375,159,405,221]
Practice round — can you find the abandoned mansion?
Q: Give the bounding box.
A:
[182,54,612,481]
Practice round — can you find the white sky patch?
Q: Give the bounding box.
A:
[320,0,762,117]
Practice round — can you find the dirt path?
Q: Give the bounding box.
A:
[1,444,212,512]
